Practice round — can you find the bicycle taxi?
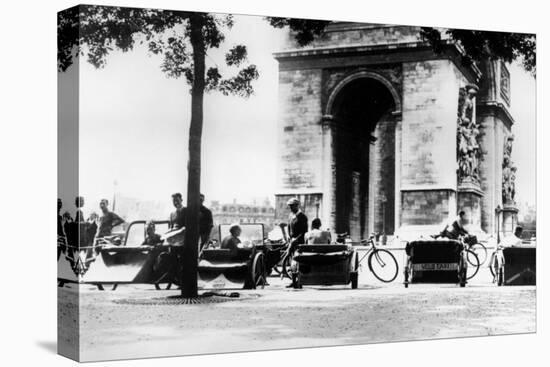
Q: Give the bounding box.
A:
[288,232,399,289]
[403,235,479,288]
[489,236,536,286]
[197,223,267,290]
[58,220,176,290]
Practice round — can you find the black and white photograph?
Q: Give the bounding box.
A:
[55,3,538,362]
[55,2,539,362]
[1,0,547,366]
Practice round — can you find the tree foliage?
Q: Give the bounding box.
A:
[267,17,331,46]
[58,6,259,97]
[421,27,536,76]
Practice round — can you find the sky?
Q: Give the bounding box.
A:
[69,15,536,214]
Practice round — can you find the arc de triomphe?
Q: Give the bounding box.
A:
[273,23,517,241]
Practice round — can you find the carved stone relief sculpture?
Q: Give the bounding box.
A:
[457,84,480,183]
[502,134,517,204]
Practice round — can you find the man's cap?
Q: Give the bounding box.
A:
[287,198,300,206]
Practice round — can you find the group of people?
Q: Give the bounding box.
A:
[217,198,330,256]
[165,192,214,249]
[57,196,125,246]
[58,192,215,250]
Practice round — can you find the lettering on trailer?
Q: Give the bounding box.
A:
[412,263,459,271]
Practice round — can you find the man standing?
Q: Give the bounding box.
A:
[287,198,308,250]
[169,192,187,230]
[198,193,214,250]
[97,199,125,238]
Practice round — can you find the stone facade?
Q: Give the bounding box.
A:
[274,23,514,241]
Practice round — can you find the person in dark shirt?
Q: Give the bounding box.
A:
[439,210,469,240]
[142,221,163,247]
[97,199,125,238]
[286,198,308,288]
[287,198,308,249]
[220,224,242,255]
[169,192,187,230]
[199,193,214,250]
[57,198,65,236]
[220,224,241,256]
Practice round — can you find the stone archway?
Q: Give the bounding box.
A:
[324,72,399,240]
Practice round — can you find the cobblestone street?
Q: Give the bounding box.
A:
[59,262,536,362]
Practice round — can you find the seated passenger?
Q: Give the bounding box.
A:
[142,221,163,247]
[220,224,241,255]
[438,210,469,240]
[500,226,524,248]
[305,218,332,244]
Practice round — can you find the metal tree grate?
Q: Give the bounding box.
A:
[113,292,260,306]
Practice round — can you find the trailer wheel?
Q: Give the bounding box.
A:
[251,253,266,289]
[291,272,302,289]
[350,272,358,289]
[96,284,117,291]
[154,282,173,290]
[498,267,504,286]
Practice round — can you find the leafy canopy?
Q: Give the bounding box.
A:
[421,27,536,76]
[58,6,260,97]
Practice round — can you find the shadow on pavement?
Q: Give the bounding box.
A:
[36,340,57,354]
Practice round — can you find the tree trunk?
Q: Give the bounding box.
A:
[180,14,206,298]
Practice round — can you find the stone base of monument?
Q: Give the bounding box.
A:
[458,179,484,230]
[501,203,519,236]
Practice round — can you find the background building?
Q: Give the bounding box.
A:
[210,198,276,239]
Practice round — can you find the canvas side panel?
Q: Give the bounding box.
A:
[57,5,80,362]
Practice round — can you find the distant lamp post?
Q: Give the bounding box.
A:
[495,205,502,243]
[112,180,118,212]
[315,199,320,219]
[381,194,387,245]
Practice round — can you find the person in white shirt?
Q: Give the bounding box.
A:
[500,226,524,247]
[305,218,332,245]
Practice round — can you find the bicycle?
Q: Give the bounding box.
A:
[456,235,481,280]
[467,241,487,266]
[488,245,505,285]
[357,233,399,283]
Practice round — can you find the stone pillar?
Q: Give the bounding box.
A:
[321,115,336,231]
[476,60,515,236]
[397,60,468,239]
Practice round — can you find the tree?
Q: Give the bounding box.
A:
[58,5,329,298]
[420,27,536,76]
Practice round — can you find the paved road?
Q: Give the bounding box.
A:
[59,263,536,362]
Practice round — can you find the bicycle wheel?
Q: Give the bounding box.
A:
[280,253,293,279]
[465,249,480,280]
[470,243,487,266]
[489,252,497,277]
[368,249,398,283]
